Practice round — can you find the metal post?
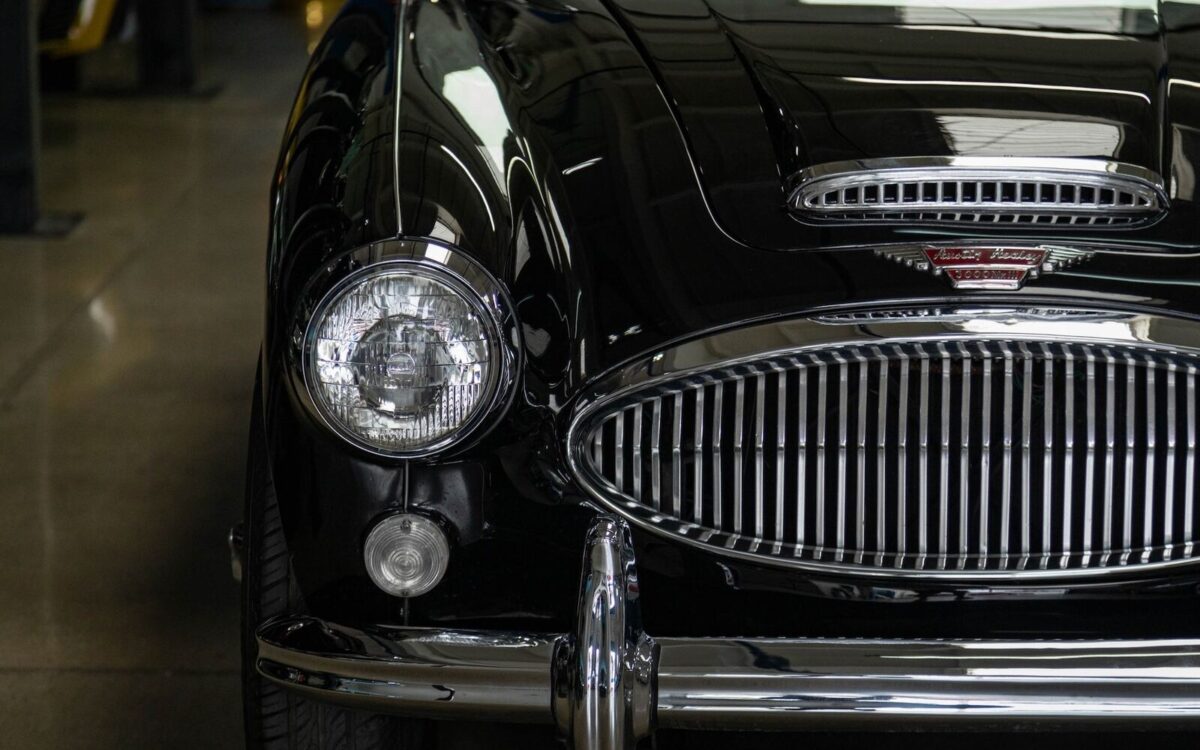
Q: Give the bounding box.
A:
[0,0,41,232]
[137,0,199,92]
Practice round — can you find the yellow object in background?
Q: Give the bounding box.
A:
[305,0,344,53]
[40,0,122,58]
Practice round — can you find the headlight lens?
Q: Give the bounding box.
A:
[305,262,501,454]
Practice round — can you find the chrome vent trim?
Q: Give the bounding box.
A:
[789,157,1167,226]
[567,309,1200,581]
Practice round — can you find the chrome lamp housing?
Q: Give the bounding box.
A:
[295,238,519,459]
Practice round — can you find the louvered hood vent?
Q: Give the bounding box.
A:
[789,157,1167,227]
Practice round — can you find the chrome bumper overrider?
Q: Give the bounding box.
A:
[256,517,1200,748]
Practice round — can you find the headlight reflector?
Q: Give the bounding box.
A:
[305,262,502,454]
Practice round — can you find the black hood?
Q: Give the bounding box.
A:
[609,0,1200,251]
[393,0,1200,385]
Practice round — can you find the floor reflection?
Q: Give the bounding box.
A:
[0,6,327,748]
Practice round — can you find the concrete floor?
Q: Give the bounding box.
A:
[0,8,323,747]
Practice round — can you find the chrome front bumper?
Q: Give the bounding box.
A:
[256,517,1200,748]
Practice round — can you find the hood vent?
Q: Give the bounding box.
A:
[789,157,1166,227]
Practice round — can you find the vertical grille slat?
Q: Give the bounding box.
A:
[796,366,808,552]
[1000,344,1015,570]
[1103,351,1117,567]
[615,409,625,493]
[938,344,951,570]
[1019,345,1034,571]
[815,361,828,555]
[835,353,850,563]
[671,392,683,518]
[650,397,662,511]
[775,369,787,550]
[918,353,931,569]
[978,343,993,569]
[753,374,766,544]
[896,347,911,567]
[1144,358,1157,564]
[733,376,746,536]
[1122,353,1137,565]
[1042,346,1055,569]
[583,340,1200,575]
[958,342,972,570]
[876,348,890,567]
[632,403,643,502]
[855,352,869,565]
[712,386,723,529]
[1164,363,1176,560]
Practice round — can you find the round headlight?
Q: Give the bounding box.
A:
[304,260,506,455]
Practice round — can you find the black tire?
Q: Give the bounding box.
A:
[241,383,415,750]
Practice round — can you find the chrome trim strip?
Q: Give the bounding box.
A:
[567,308,1200,581]
[257,519,1200,738]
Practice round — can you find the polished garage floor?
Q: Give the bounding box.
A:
[0,5,1197,750]
[0,7,323,747]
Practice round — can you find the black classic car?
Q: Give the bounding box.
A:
[237,0,1200,747]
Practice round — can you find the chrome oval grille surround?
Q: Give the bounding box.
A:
[789,157,1167,227]
[567,311,1200,580]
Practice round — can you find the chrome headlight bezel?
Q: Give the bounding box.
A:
[295,239,519,459]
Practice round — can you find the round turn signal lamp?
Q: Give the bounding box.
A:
[363,514,449,598]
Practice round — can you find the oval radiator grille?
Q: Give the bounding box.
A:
[577,341,1200,577]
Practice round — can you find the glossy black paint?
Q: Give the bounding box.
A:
[260,0,1200,638]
